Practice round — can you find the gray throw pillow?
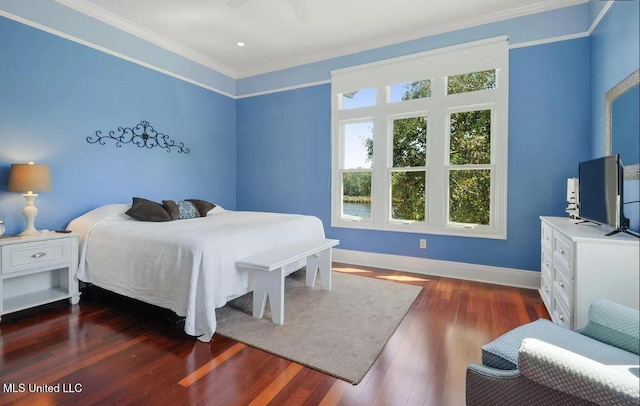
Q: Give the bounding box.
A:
[162,200,180,220]
[186,199,217,216]
[126,197,172,222]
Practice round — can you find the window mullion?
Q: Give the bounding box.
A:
[428,77,446,228]
[371,88,389,223]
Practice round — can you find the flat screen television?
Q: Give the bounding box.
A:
[578,154,629,236]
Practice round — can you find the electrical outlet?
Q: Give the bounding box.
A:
[419,238,426,249]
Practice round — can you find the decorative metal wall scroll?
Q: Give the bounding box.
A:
[87,120,190,154]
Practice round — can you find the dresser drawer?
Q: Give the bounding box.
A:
[553,251,574,281]
[553,294,572,329]
[554,268,573,309]
[541,222,553,252]
[553,232,573,269]
[541,249,552,276]
[540,271,552,310]
[1,239,71,275]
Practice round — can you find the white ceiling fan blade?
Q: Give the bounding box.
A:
[288,0,311,22]
[227,0,251,8]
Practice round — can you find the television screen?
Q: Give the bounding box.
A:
[578,155,622,228]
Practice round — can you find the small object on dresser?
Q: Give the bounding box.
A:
[566,178,580,219]
[55,229,72,233]
[0,220,4,236]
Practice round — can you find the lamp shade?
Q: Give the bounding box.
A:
[8,162,52,193]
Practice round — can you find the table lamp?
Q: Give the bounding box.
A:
[8,162,52,236]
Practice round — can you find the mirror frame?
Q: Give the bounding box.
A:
[605,69,640,180]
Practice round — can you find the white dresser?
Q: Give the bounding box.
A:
[539,216,639,330]
[0,233,80,320]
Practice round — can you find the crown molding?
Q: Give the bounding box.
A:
[54,0,238,79]
[508,31,589,49]
[236,79,330,99]
[588,0,613,35]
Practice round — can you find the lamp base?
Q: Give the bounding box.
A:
[19,227,40,236]
[19,193,40,236]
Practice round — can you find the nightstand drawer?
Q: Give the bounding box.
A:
[1,239,71,275]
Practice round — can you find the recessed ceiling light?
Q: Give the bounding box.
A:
[236,41,246,47]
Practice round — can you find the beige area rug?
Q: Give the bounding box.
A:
[215,269,422,384]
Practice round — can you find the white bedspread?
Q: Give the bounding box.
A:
[67,204,325,342]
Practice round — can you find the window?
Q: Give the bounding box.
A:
[447,70,496,94]
[390,80,431,102]
[340,88,376,109]
[448,109,492,226]
[390,115,427,222]
[340,121,373,220]
[331,37,508,238]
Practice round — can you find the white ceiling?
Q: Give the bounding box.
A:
[55,0,587,78]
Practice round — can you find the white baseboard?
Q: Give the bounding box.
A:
[332,248,540,290]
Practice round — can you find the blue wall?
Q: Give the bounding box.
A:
[236,87,331,219]
[0,16,237,235]
[589,0,640,232]
[236,2,639,271]
[0,0,236,96]
[237,38,591,271]
[1,1,636,272]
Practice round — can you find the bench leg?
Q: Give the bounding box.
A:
[253,275,268,320]
[306,254,319,288]
[252,267,285,325]
[305,248,332,290]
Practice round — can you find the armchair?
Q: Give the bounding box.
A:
[466,299,639,406]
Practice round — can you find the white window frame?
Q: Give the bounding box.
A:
[330,36,509,239]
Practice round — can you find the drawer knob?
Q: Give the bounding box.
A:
[560,249,565,255]
[560,281,565,288]
[544,287,549,293]
[31,252,47,259]
[559,314,565,322]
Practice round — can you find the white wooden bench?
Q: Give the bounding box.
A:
[236,238,339,325]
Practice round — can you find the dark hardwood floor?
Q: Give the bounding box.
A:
[0,264,549,406]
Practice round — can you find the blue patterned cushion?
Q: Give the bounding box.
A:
[176,200,198,219]
[162,200,201,220]
[482,319,639,370]
[579,299,640,355]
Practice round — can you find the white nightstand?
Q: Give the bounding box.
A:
[0,232,80,321]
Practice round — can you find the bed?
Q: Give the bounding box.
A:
[67,204,325,342]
